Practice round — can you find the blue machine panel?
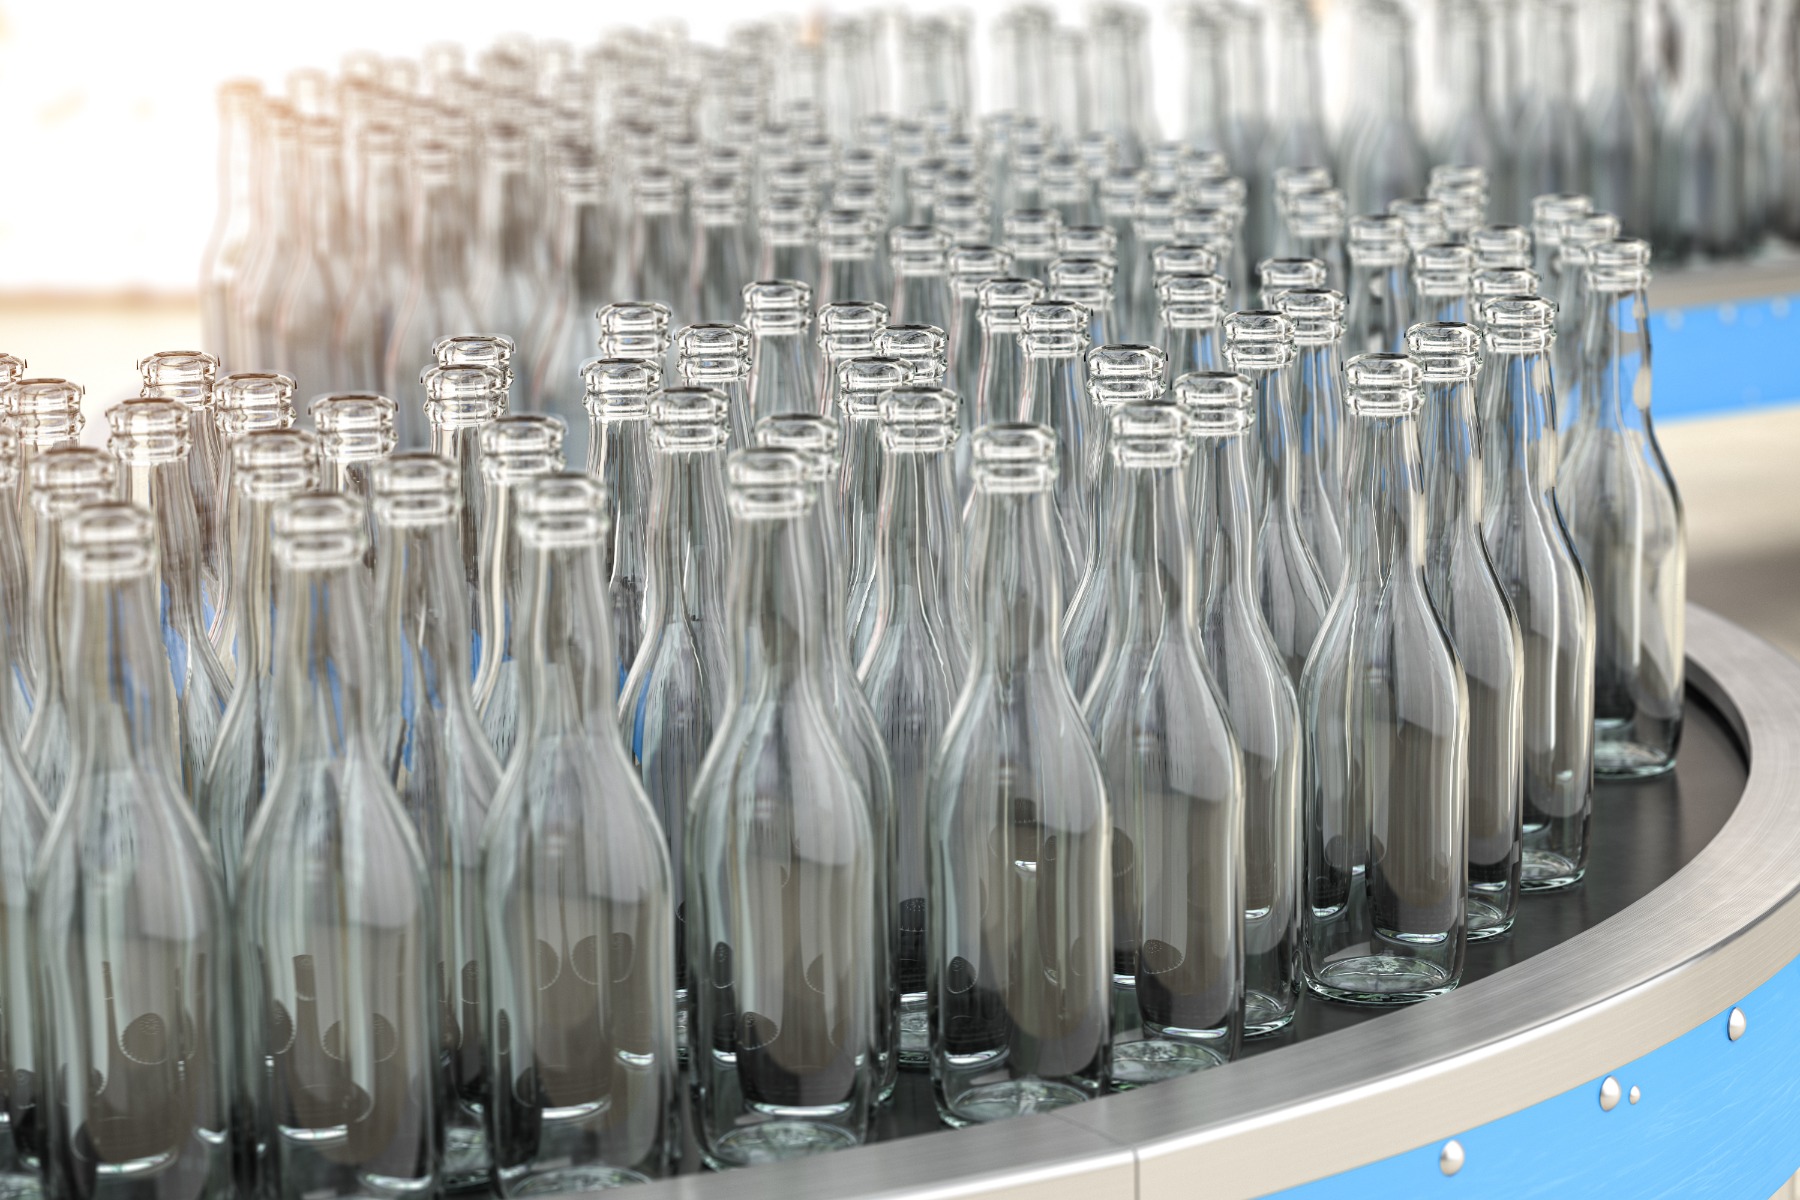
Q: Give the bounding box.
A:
[1653,293,1800,422]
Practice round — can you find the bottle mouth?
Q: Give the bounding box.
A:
[231,430,318,474]
[973,461,1056,494]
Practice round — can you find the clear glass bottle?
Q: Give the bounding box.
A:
[276,115,351,399]
[615,387,731,1052]
[139,350,229,627]
[1341,1,1428,215]
[756,196,822,294]
[1429,165,1491,243]
[1345,212,1412,355]
[1552,211,1622,429]
[837,357,915,666]
[744,280,819,425]
[1582,0,1657,238]
[688,172,754,329]
[688,446,880,1164]
[471,124,548,352]
[369,454,501,1192]
[524,151,610,450]
[676,323,755,451]
[238,492,440,1198]
[946,245,1015,489]
[333,122,411,394]
[1285,185,1349,292]
[1479,296,1596,890]
[208,405,303,670]
[595,303,673,377]
[1157,270,1228,383]
[107,399,234,806]
[202,79,265,373]
[1411,241,1476,326]
[483,472,679,1191]
[470,418,565,765]
[1001,207,1064,285]
[889,225,956,331]
[1184,184,1253,304]
[9,378,85,575]
[21,447,117,806]
[199,433,318,895]
[1126,189,1182,342]
[1470,223,1535,270]
[1560,239,1685,778]
[1434,3,1507,196]
[1083,400,1243,1085]
[239,102,304,379]
[0,427,29,741]
[1409,322,1525,941]
[857,386,966,1070]
[583,358,658,694]
[1301,353,1469,1006]
[1048,257,1118,349]
[424,361,507,641]
[33,502,234,1199]
[815,301,891,423]
[1257,256,1329,309]
[384,138,480,449]
[972,274,1047,434]
[1224,313,1331,684]
[930,422,1110,1124]
[818,208,888,312]
[1510,0,1588,220]
[875,323,951,388]
[1178,370,1304,1038]
[1529,192,1592,300]
[1273,288,1350,589]
[311,392,399,586]
[1018,301,1094,598]
[1471,266,1545,332]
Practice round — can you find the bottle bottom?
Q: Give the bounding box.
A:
[1467,892,1515,941]
[935,1078,1093,1128]
[506,1165,652,1194]
[0,1172,38,1200]
[1594,740,1677,779]
[1520,849,1585,892]
[1306,956,1459,1006]
[707,1118,861,1166]
[443,1123,489,1193]
[1109,1038,1232,1088]
[1243,988,1297,1039]
[898,997,930,1067]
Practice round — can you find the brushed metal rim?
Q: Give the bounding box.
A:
[592,606,1800,1200]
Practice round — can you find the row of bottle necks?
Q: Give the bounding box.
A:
[0,214,1681,1193]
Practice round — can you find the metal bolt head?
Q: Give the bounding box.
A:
[1728,1007,1747,1041]
[1629,1085,1641,1105]
[1439,1139,1465,1176]
[1599,1076,1622,1111]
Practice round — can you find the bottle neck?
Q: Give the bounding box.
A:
[873,442,963,661]
[1486,345,1560,492]
[1579,287,1653,434]
[378,512,476,708]
[1243,360,1300,504]
[1190,431,1260,612]
[231,493,282,687]
[516,533,618,739]
[119,457,209,635]
[67,567,181,784]
[643,444,730,627]
[1344,412,1428,585]
[970,488,1068,678]
[1419,376,1485,540]
[1590,1,1640,91]
[273,556,379,764]
[726,510,831,701]
[1105,458,1198,645]
[748,325,817,417]
[358,153,407,270]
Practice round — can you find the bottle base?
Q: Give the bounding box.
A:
[707,1119,861,1167]
[443,1123,490,1193]
[1307,956,1459,1006]
[1467,894,1515,940]
[899,1006,930,1067]
[936,1078,1093,1127]
[1243,988,1297,1038]
[1521,849,1585,891]
[507,1165,653,1194]
[1594,741,1677,779]
[0,1172,38,1200]
[1109,1039,1232,1088]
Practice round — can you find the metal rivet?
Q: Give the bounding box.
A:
[1629,1086,1641,1105]
[1599,1076,1622,1111]
[1439,1139,1464,1176]
[1728,1007,1747,1041]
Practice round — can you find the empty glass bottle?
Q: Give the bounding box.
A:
[1429,165,1491,243]
[1583,0,1657,238]
[34,503,234,1199]
[1048,257,1118,348]
[239,103,304,380]
[816,302,891,422]
[1345,213,1412,355]
[834,357,914,665]
[930,422,1110,1124]
[1470,224,1535,271]
[0,547,43,1193]
[596,302,674,377]
[756,198,822,294]
[312,392,399,581]
[1341,1,1428,215]
[689,173,755,327]
[482,472,679,1191]
[1084,400,1243,1085]
[202,80,265,373]
[1301,353,1469,1006]
[238,493,440,1199]
[946,245,1014,486]
[1412,242,1476,325]
[139,350,227,624]
[1510,0,1588,220]
[9,378,85,575]
[972,274,1048,441]
[208,400,302,665]
[1018,301,1093,597]
[1654,0,1748,260]
[1179,370,1304,1038]
[1274,288,1349,589]
[384,139,479,449]
[744,280,818,424]
[688,447,880,1164]
[676,323,755,450]
[0,429,28,740]
[1529,192,1592,301]
[471,418,565,763]
[625,166,688,315]
[1409,322,1525,941]
[108,399,234,805]
[1285,186,1349,292]
[333,122,411,396]
[1560,239,1685,778]
[1224,312,1331,685]
[1257,256,1329,309]
[370,454,501,1191]
[425,361,507,642]
[818,208,888,312]
[1480,296,1596,890]
[1552,211,1622,429]
[525,152,611,447]
[199,431,319,894]
[889,225,956,331]
[276,115,352,398]
[1157,272,1228,377]
[1434,4,1507,194]
[584,358,659,692]
[876,323,951,387]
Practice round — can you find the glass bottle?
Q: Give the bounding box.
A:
[1048,257,1117,349]
[972,274,1047,436]
[202,79,265,373]
[1126,189,1182,342]
[1409,322,1525,941]
[1082,400,1242,1084]
[815,302,891,422]
[208,411,304,673]
[33,502,234,1198]
[21,447,117,806]
[239,102,304,379]
[1018,301,1094,598]
[1413,242,1476,325]
[469,124,545,353]
[483,472,679,1190]
[369,454,500,1192]
[1257,256,1328,309]
[1184,184,1253,304]
[1552,211,1622,429]
[333,122,411,394]
[1178,370,1304,1037]
[1480,296,1596,890]
[817,209,888,312]
[756,196,822,294]
[875,323,951,387]
[583,359,658,694]
[623,166,690,316]
[139,350,228,625]
[687,447,880,1164]
[0,498,43,1190]
[238,493,440,1198]
[946,245,1014,487]
[1510,0,1588,220]
[1001,208,1063,284]
[1225,313,1331,684]
[424,361,507,639]
[1342,1,1428,215]
[744,280,818,425]
[1434,3,1507,196]
[1301,353,1469,1006]
[689,173,754,327]
[1285,186,1349,291]
[1273,288,1350,588]
[1345,213,1412,355]
[107,399,234,806]
[9,378,85,573]
[930,422,1110,1124]
[1584,0,1657,238]
[199,434,318,890]
[1471,266,1544,332]
[524,151,610,448]
[276,115,351,399]
[1428,165,1491,243]
[1158,273,1226,386]
[385,138,480,450]
[1559,239,1685,778]
[676,323,755,451]
[615,387,731,1055]
[470,417,565,764]
[838,357,915,665]
[889,225,956,331]
[311,392,399,586]
[858,387,965,1070]
[0,429,29,740]
[1470,223,1535,270]
[1529,192,1592,300]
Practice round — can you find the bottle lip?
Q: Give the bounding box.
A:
[1587,237,1653,290]
[675,323,751,361]
[1176,369,1257,435]
[515,472,613,545]
[838,357,912,413]
[310,393,398,432]
[1531,191,1593,237]
[1406,321,1483,378]
[1276,287,1349,343]
[30,446,117,500]
[433,333,517,367]
[230,428,318,473]
[216,371,298,410]
[1344,353,1426,415]
[1470,223,1535,269]
[107,398,192,464]
[1258,256,1330,292]
[7,378,85,418]
[754,413,841,476]
[1224,310,1297,368]
[61,502,159,582]
[371,451,459,501]
[596,301,674,336]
